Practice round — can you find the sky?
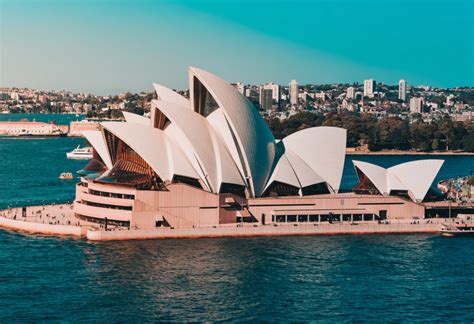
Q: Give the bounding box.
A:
[0,0,473,95]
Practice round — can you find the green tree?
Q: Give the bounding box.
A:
[462,133,474,152]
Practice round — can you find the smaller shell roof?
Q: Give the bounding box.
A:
[122,111,150,125]
[353,160,389,195]
[263,154,301,192]
[282,126,346,192]
[388,160,444,201]
[81,130,113,169]
[353,159,444,202]
[153,83,191,108]
[284,148,326,189]
[101,122,199,182]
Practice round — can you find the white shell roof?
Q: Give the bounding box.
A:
[263,154,301,192]
[206,109,246,181]
[353,160,389,195]
[263,143,328,195]
[353,159,444,202]
[101,122,199,182]
[81,130,113,169]
[153,83,190,108]
[282,126,347,192]
[97,68,352,198]
[388,160,444,202]
[122,111,150,125]
[207,121,246,189]
[284,148,326,189]
[152,99,244,192]
[189,66,276,197]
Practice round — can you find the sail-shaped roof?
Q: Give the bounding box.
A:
[153,83,191,108]
[122,111,150,125]
[189,66,276,197]
[151,99,244,192]
[353,159,444,202]
[282,127,347,192]
[101,122,199,182]
[81,130,113,169]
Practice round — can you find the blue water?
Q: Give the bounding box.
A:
[1,116,474,321]
[0,137,87,209]
[0,233,473,322]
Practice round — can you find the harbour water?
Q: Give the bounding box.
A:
[0,114,473,321]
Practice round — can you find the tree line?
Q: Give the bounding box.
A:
[267,112,474,152]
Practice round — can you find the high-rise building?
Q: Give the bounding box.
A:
[289,80,298,106]
[410,97,424,114]
[346,87,355,99]
[260,88,273,112]
[265,82,280,102]
[363,79,376,97]
[398,80,407,101]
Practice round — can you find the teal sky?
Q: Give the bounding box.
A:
[1,0,473,95]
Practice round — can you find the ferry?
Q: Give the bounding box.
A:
[59,172,74,180]
[66,145,93,160]
[440,224,474,237]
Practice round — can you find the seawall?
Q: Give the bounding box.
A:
[0,204,453,241]
[86,222,443,241]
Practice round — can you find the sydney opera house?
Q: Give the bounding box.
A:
[73,67,444,230]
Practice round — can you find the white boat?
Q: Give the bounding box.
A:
[59,172,74,180]
[66,145,93,160]
[440,224,474,237]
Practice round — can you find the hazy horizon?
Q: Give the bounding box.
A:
[1,0,473,95]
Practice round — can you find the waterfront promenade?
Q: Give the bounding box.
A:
[0,204,84,237]
[1,203,471,241]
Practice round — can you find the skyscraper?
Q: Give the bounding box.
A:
[260,88,273,112]
[265,82,280,102]
[363,79,376,97]
[289,80,298,106]
[398,80,406,101]
[410,97,423,114]
[346,87,355,99]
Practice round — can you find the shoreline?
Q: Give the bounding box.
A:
[0,203,461,242]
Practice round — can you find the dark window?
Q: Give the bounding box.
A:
[298,215,308,222]
[287,215,297,222]
[262,181,299,197]
[193,76,219,117]
[302,183,331,195]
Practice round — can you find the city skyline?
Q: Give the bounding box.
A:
[1,0,473,95]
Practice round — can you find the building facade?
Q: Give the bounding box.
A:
[69,120,101,137]
[346,87,355,100]
[0,120,65,136]
[289,80,298,106]
[398,79,407,101]
[410,97,424,113]
[259,88,273,112]
[364,79,376,97]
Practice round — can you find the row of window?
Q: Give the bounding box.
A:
[272,213,377,223]
[89,189,135,200]
[81,200,133,211]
